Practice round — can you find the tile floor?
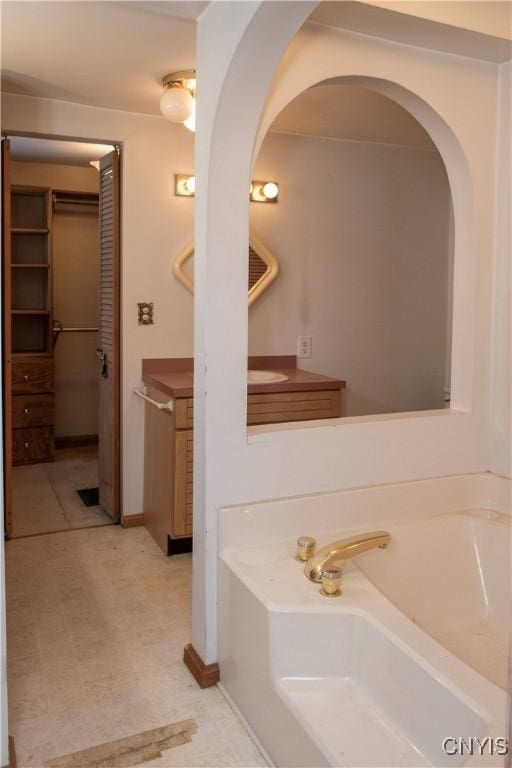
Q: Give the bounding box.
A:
[6,525,266,768]
[12,448,112,538]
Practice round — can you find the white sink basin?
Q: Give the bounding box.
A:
[248,370,289,384]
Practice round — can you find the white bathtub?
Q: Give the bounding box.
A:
[355,510,510,691]
[218,473,510,768]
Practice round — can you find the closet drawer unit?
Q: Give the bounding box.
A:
[173,429,193,538]
[12,394,54,428]
[13,426,54,465]
[12,357,54,394]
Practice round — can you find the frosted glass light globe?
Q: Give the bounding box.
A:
[160,86,194,123]
[184,103,196,133]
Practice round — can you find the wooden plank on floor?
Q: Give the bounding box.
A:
[43,720,197,768]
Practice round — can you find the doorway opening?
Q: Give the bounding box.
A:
[2,135,121,538]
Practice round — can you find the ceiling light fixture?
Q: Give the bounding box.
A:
[160,70,196,132]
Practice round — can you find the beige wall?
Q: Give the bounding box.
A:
[3,95,195,515]
[250,132,452,415]
[11,161,100,437]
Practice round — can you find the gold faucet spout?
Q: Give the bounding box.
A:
[304,530,391,582]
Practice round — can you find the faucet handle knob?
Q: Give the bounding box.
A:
[296,536,316,562]
[320,567,342,598]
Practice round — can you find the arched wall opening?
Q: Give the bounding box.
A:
[248,78,459,418]
[194,3,496,664]
[250,74,476,418]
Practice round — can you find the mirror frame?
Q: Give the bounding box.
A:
[173,229,279,306]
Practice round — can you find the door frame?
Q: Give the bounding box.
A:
[1,139,12,537]
[1,132,123,533]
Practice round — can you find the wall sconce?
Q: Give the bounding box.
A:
[175,174,196,197]
[250,180,279,203]
[174,175,279,202]
[160,70,196,133]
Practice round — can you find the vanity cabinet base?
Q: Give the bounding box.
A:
[143,386,343,555]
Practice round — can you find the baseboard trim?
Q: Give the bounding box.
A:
[55,434,99,449]
[183,643,219,688]
[9,736,17,768]
[122,514,144,528]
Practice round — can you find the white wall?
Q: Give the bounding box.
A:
[194,3,507,663]
[490,61,511,477]
[2,93,195,517]
[250,131,452,415]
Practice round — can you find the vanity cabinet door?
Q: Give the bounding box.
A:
[173,429,193,538]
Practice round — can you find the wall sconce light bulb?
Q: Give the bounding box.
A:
[262,181,279,200]
[184,175,196,194]
[249,180,279,203]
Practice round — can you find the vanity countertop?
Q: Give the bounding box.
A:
[142,356,346,399]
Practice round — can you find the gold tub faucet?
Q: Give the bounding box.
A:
[304,530,392,583]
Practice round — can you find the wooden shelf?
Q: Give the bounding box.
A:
[11,228,49,235]
[11,263,50,269]
[11,309,50,316]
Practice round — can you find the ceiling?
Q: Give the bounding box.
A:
[271,83,436,150]
[1,1,198,114]
[309,2,512,62]
[1,0,508,151]
[9,137,115,166]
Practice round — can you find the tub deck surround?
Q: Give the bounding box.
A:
[218,473,510,768]
[141,356,346,398]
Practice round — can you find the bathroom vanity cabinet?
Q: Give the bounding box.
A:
[142,357,345,554]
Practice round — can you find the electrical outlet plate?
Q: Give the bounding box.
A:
[138,302,154,325]
[298,335,312,358]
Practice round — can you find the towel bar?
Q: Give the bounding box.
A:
[134,387,174,413]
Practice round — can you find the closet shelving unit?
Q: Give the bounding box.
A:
[11,186,53,355]
[10,185,55,464]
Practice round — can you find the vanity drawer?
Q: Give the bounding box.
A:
[247,389,342,425]
[12,394,54,428]
[12,357,54,394]
[13,426,54,465]
[174,398,193,429]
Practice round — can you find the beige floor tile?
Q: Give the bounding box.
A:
[12,449,112,538]
[7,526,265,768]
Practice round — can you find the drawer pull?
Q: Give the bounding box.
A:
[24,442,29,449]
[24,408,29,415]
[24,375,29,382]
